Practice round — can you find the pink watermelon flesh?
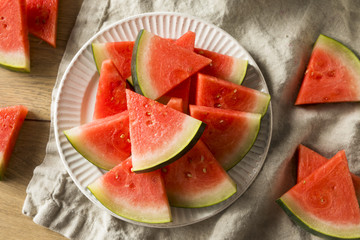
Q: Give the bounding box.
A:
[277,150,360,239]
[88,157,171,223]
[161,140,236,207]
[26,0,58,47]
[196,73,270,116]
[195,48,248,85]
[64,111,131,170]
[131,29,211,100]
[126,89,205,173]
[0,105,27,180]
[190,105,261,170]
[0,0,30,72]
[166,97,183,112]
[172,31,195,51]
[297,144,360,203]
[93,59,127,120]
[295,34,360,105]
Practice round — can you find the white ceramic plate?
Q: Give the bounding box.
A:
[54,12,273,228]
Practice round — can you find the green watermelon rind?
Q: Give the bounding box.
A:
[131,29,148,97]
[91,43,109,73]
[0,52,30,73]
[276,197,360,240]
[231,59,248,85]
[132,121,206,173]
[87,181,172,224]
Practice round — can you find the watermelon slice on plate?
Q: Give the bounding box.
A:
[190,105,261,170]
[88,157,172,223]
[131,29,211,100]
[195,48,248,85]
[162,140,237,208]
[297,144,360,203]
[196,73,270,116]
[93,59,127,120]
[277,150,360,239]
[166,97,183,112]
[0,105,28,180]
[26,0,58,47]
[64,111,131,170]
[126,89,205,173]
[295,34,360,105]
[0,0,30,72]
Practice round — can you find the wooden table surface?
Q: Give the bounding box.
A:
[0,1,83,239]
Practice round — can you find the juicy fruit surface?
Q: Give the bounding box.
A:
[161,141,237,208]
[195,48,248,85]
[131,29,211,100]
[166,97,183,112]
[0,0,30,72]
[64,111,131,170]
[190,105,261,170]
[278,151,360,239]
[295,34,360,105]
[93,59,127,120]
[126,90,205,172]
[196,73,270,116]
[88,157,171,223]
[0,105,28,180]
[27,0,58,47]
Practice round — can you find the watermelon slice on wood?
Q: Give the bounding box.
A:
[195,48,248,85]
[26,0,58,47]
[131,29,211,100]
[126,89,205,173]
[295,34,360,105]
[277,150,360,239]
[297,144,360,203]
[93,59,127,120]
[64,111,131,170]
[88,157,172,223]
[190,105,261,170]
[0,105,28,180]
[162,140,236,208]
[196,73,270,116]
[0,0,30,72]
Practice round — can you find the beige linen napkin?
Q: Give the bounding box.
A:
[23,0,360,239]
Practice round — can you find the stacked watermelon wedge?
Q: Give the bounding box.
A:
[64,30,271,223]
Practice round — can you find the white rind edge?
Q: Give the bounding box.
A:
[54,12,273,228]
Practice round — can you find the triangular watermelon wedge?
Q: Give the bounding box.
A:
[26,0,58,47]
[64,111,131,170]
[196,73,270,116]
[166,97,183,112]
[126,89,205,173]
[295,34,360,105]
[0,105,28,180]
[277,150,360,239]
[195,48,248,85]
[190,105,261,170]
[162,140,237,208]
[171,31,195,51]
[88,157,172,223]
[297,144,360,203]
[93,59,127,120]
[131,29,211,100]
[0,0,30,72]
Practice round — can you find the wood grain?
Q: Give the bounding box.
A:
[0,0,84,239]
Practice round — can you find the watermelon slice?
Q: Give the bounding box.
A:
[126,89,205,173]
[26,0,58,47]
[297,144,360,203]
[162,140,236,207]
[171,31,195,52]
[64,111,131,170]
[0,0,30,72]
[0,105,28,180]
[158,78,191,113]
[295,34,360,105]
[93,59,127,120]
[277,150,360,239]
[131,29,211,100]
[88,157,172,223]
[196,73,270,116]
[166,97,183,112]
[195,48,248,85]
[190,105,261,170]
